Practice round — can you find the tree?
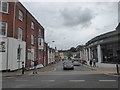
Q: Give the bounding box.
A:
[70,47,76,52]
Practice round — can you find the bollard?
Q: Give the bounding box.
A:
[22,61,24,74]
[116,64,119,75]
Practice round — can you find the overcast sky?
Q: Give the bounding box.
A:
[20,1,118,50]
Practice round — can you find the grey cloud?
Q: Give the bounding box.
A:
[60,7,95,28]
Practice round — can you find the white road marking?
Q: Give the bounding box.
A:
[69,80,85,82]
[54,68,56,71]
[41,80,55,82]
[99,80,116,82]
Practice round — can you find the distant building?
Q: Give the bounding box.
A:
[0,1,45,71]
[48,47,55,64]
[44,43,48,66]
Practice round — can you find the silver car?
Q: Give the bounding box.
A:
[63,61,74,70]
[73,60,80,66]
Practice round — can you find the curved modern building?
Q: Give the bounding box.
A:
[80,23,120,64]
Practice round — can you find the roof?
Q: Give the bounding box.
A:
[86,23,120,45]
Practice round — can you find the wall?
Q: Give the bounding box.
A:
[0,37,26,71]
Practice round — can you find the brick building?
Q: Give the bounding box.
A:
[0,1,45,71]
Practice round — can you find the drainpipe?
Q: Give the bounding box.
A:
[6,38,9,71]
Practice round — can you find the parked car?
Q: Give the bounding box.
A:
[63,61,74,70]
[81,60,87,65]
[73,60,80,66]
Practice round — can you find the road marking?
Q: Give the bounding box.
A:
[99,80,116,82]
[41,80,55,82]
[54,68,56,71]
[69,80,85,82]
[15,80,28,82]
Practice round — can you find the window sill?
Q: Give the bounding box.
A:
[18,18,23,22]
[18,39,23,42]
[0,12,9,14]
[0,35,7,37]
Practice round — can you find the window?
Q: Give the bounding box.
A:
[31,35,34,44]
[31,22,35,30]
[0,21,7,36]
[38,38,41,46]
[18,28,23,40]
[38,29,41,37]
[0,1,9,13]
[18,10,23,21]
[39,29,41,35]
[38,38,44,49]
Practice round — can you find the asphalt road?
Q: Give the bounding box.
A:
[2,61,120,89]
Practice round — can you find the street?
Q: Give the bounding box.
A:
[2,61,119,89]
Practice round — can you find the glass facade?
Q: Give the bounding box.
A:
[101,43,119,63]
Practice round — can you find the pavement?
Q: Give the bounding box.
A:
[2,61,119,89]
[1,62,120,78]
[1,64,55,78]
[83,63,120,76]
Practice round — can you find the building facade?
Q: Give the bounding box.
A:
[0,1,45,71]
[80,23,120,65]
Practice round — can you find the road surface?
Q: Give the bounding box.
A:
[2,61,119,89]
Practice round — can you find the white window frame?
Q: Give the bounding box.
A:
[31,21,35,30]
[31,35,34,44]
[18,28,23,41]
[18,9,23,21]
[0,1,9,13]
[0,21,7,36]
[38,37,44,49]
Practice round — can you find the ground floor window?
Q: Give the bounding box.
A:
[101,43,119,63]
